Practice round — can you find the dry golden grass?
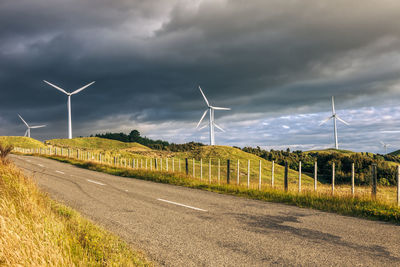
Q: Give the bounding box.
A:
[0,160,152,266]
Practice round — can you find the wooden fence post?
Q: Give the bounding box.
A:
[271,160,274,188]
[247,160,250,189]
[145,159,148,169]
[160,158,162,170]
[237,159,240,185]
[227,159,230,184]
[209,158,211,184]
[314,161,317,191]
[351,163,355,197]
[185,158,189,175]
[218,159,220,185]
[332,162,335,195]
[193,158,195,177]
[154,158,157,170]
[298,161,302,193]
[371,164,377,200]
[200,158,203,181]
[258,160,262,190]
[284,161,288,192]
[397,165,400,207]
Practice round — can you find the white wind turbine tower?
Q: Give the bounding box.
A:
[44,80,95,139]
[196,86,230,146]
[319,96,349,149]
[380,141,390,154]
[18,114,46,138]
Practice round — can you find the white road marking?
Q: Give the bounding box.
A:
[87,179,106,186]
[37,164,44,167]
[157,198,208,212]
[26,159,31,162]
[55,170,65,174]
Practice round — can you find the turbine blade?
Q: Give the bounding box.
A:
[213,122,225,132]
[30,125,47,129]
[18,114,29,127]
[43,80,69,95]
[319,116,333,126]
[198,124,208,130]
[211,106,231,110]
[198,86,210,107]
[336,116,349,125]
[331,96,336,114]
[71,81,95,95]
[196,109,208,128]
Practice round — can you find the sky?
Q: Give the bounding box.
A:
[1,0,400,153]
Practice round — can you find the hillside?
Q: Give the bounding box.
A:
[389,150,400,156]
[0,136,46,149]
[45,137,150,151]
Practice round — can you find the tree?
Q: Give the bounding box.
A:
[129,130,141,142]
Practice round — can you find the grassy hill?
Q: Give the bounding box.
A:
[389,150,400,156]
[0,136,46,149]
[45,137,150,151]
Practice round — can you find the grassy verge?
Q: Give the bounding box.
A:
[40,154,400,224]
[0,160,152,266]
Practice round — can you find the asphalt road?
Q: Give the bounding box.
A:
[11,154,400,266]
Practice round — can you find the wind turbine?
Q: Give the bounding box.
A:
[196,86,230,146]
[319,96,349,149]
[18,114,46,138]
[43,80,95,139]
[380,141,390,154]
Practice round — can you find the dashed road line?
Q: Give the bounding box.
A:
[55,170,65,174]
[157,198,207,212]
[37,164,44,167]
[87,179,106,186]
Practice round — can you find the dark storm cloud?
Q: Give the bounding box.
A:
[1,0,400,148]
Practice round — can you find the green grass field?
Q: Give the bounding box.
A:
[46,137,150,151]
[0,136,46,149]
